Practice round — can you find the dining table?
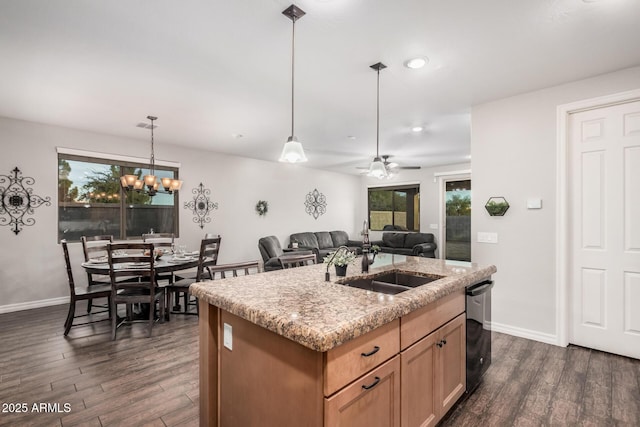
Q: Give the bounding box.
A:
[81,252,200,276]
[81,252,201,319]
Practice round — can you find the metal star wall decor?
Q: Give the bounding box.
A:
[0,167,51,235]
[184,182,218,229]
[304,188,327,220]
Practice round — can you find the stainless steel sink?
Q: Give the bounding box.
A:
[337,271,443,295]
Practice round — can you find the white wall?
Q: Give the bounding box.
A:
[0,117,361,311]
[471,65,640,343]
[359,163,471,256]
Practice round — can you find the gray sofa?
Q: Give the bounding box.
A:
[289,231,363,261]
[372,232,437,258]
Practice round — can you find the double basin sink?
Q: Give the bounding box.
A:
[336,271,443,295]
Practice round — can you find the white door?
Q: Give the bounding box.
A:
[569,100,640,359]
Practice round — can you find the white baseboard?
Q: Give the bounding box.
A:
[490,321,561,346]
[0,297,68,314]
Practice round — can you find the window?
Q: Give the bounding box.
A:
[368,185,420,231]
[58,153,180,241]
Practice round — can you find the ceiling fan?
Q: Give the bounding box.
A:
[357,154,421,176]
[358,62,421,179]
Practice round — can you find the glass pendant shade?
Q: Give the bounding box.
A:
[279,136,308,163]
[368,157,388,179]
[143,174,157,188]
[133,179,144,190]
[122,174,137,189]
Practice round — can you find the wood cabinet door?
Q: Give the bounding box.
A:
[400,330,438,427]
[437,313,466,417]
[325,356,400,427]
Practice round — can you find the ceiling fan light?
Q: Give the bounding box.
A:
[279,136,308,163]
[368,158,388,179]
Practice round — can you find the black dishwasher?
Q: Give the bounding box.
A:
[466,279,494,393]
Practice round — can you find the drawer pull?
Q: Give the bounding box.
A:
[361,346,380,357]
[361,376,381,390]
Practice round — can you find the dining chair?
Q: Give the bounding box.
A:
[167,236,222,315]
[141,232,174,249]
[61,239,112,336]
[81,235,113,313]
[278,253,317,269]
[107,242,167,339]
[171,259,260,316]
[142,232,175,284]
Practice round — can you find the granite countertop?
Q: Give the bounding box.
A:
[190,254,496,352]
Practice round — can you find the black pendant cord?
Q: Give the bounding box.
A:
[376,67,380,158]
[291,17,296,138]
[148,116,156,176]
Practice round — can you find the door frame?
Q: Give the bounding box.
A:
[556,88,640,347]
[435,170,471,260]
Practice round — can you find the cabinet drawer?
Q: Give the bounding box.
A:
[400,290,464,350]
[324,319,399,397]
[324,355,401,427]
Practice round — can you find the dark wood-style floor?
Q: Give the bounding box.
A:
[1,302,639,426]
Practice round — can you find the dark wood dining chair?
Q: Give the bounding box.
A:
[106,242,166,340]
[168,236,221,315]
[207,260,261,279]
[142,232,175,284]
[61,239,112,336]
[278,253,317,269]
[81,235,113,313]
[171,259,260,316]
[141,232,174,249]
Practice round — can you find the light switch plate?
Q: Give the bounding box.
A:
[477,232,498,244]
[429,224,438,230]
[223,323,232,350]
[527,198,542,209]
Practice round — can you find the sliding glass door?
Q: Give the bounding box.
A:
[444,178,471,261]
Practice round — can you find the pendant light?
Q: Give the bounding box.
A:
[120,116,183,196]
[368,62,389,179]
[278,4,308,163]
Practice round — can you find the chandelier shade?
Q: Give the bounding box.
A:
[120,116,183,196]
[278,4,308,163]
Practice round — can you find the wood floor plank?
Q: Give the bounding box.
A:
[3,302,640,427]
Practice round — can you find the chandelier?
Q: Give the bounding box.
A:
[120,115,183,196]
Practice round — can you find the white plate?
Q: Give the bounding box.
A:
[171,256,195,262]
[88,258,108,264]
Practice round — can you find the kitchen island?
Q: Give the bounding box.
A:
[191,254,496,427]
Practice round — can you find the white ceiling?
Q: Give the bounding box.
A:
[1,0,639,175]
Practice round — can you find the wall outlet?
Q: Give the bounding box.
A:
[477,232,498,244]
[429,224,438,230]
[223,323,233,350]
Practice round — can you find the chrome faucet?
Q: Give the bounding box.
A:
[325,245,350,282]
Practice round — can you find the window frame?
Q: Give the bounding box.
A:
[367,184,420,231]
[57,152,180,241]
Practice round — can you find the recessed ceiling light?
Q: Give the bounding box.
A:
[404,57,428,69]
[232,133,243,139]
[347,135,356,140]
[411,126,423,133]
